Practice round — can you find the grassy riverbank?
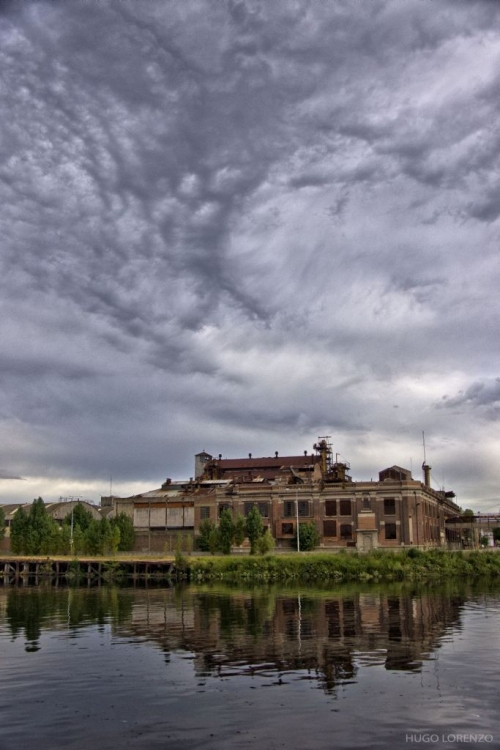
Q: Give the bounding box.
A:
[187,549,500,583]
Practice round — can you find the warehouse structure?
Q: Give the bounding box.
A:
[102,439,462,552]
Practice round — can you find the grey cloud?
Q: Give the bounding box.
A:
[0,471,24,480]
[0,0,499,506]
[439,379,500,412]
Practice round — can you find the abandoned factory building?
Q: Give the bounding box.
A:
[102,439,462,552]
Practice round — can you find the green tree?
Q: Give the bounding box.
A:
[296,522,320,551]
[72,524,86,555]
[233,514,246,547]
[218,509,235,554]
[245,506,263,555]
[256,527,275,555]
[58,525,72,555]
[42,524,63,555]
[110,513,135,551]
[197,519,217,552]
[9,499,62,555]
[98,518,114,555]
[111,526,121,554]
[0,505,5,540]
[10,506,29,554]
[84,519,102,555]
[22,499,60,555]
[208,528,219,555]
[462,509,475,517]
[64,503,94,533]
[493,528,500,544]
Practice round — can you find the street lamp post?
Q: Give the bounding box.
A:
[60,495,76,554]
[295,486,300,553]
[285,486,301,552]
[70,502,74,554]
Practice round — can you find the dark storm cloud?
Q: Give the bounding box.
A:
[0,471,24,481]
[0,0,499,505]
[439,379,500,413]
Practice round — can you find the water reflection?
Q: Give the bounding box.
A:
[1,579,490,694]
[3,586,134,651]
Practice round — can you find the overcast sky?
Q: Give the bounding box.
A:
[1,0,499,510]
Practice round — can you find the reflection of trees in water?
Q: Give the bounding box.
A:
[5,587,134,652]
[2,579,487,692]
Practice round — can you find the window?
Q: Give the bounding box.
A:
[258,502,269,518]
[339,500,352,516]
[218,503,231,518]
[281,522,294,535]
[325,500,337,517]
[340,524,352,540]
[323,520,337,537]
[298,501,310,517]
[362,497,371,510]
[384,498,396,515]
[245,502,269,518]
[385,523,397,540]
[284,501,295,518]
[200,506,210,520]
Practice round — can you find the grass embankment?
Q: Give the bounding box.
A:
[187,549,500,583]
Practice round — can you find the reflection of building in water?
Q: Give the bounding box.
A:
[114,587,464,694]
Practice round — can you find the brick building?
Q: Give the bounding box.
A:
[104,439,461,551]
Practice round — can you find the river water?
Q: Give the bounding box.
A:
[0,579,498,750]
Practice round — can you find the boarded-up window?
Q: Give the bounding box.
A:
[134,508,149,528]
[200,506,210,520]
[340,524,352,540]
[339,500,352,516]
[384,498,396,515]
[183,507,194,528]
[284,501,295,518]
[149,507,166,528]
[325,500,337,517]
[168,507,189,528]
[298,501,310,517]
[281,522,294,535]
[385,522,397,540]
[244,502,269,518]
[323,520,337,537]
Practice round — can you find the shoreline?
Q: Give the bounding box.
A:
[3,549,500,583]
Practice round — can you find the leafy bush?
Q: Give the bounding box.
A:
[186,550,500,583]
[110,513,135,551]
[296,522,320,551]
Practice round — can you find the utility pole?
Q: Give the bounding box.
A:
[59,495,83,554]
[296,485,300,553]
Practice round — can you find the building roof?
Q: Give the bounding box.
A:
[206,455,318,481]
[379,465,413,481]
[217,455,317,470]
[1,503,30,517]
